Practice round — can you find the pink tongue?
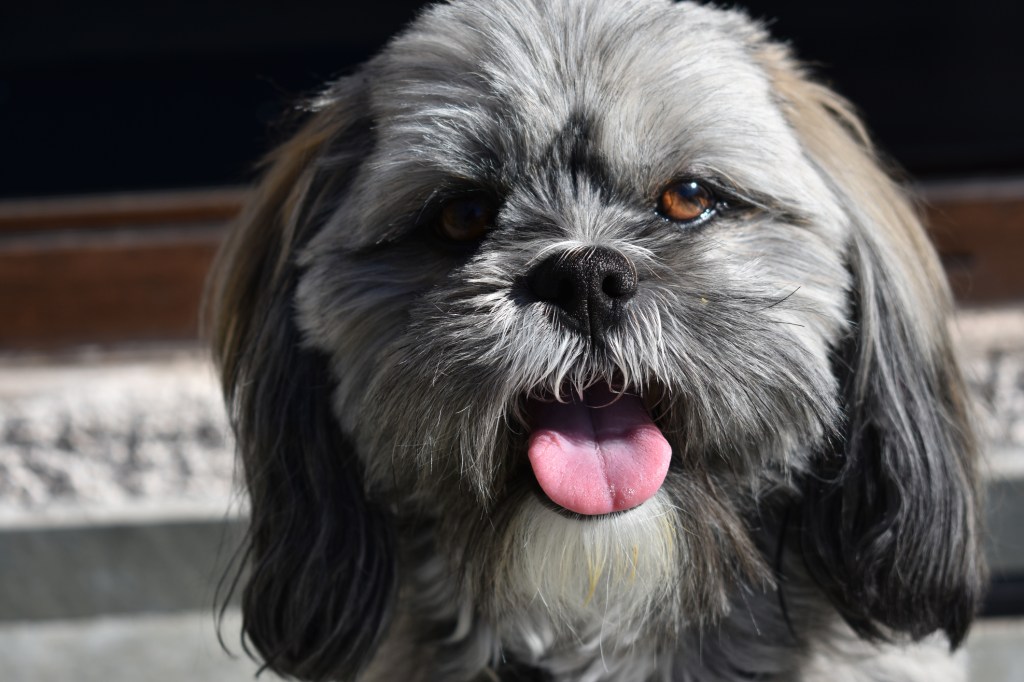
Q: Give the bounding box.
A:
[527,385,672,515]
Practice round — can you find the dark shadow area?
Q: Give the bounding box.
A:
[2,0,1022,198]
[983,575,1024,618]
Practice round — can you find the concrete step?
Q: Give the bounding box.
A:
[0,476,1018,679]
[0,610,1020,682]
[0,468,1021,623]
[0,512,245,621]
[0,610,268,682]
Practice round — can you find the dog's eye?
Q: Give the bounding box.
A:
[657,180,717,223]
[436,196,495,243]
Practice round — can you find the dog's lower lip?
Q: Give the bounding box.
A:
[531,485,637,520]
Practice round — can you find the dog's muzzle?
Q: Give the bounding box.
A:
[523,248,668,516]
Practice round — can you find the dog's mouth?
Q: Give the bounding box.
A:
[524,382,672,516]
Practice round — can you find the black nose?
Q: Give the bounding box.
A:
[528,246,638,341]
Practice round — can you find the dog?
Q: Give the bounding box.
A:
[207,1,985,680]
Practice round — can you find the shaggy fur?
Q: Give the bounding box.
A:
[207,1,985,680]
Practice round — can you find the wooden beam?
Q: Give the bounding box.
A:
[0,181,1021,350]
[0,228,222,349]
[0,188,247,233]
[922,179,1024,305]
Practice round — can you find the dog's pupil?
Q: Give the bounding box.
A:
[660,181,714,223]
[441,197,492,241]
[676,181,701,197]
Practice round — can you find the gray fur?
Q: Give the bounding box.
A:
[207,1,984,680]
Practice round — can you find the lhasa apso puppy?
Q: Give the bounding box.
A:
[208,1,984,680]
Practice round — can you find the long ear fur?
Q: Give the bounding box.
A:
[206,76,396,681]
[756,46,985,646]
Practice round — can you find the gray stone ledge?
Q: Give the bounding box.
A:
[2,308,1024,518]
[955,307,1024,460]
[0,348,235,517]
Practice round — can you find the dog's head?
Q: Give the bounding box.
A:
[208,0,983,679]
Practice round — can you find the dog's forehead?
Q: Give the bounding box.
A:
[365,0,802,194]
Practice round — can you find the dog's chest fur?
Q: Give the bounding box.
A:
[357,527,964,682]
[358,536,958,679]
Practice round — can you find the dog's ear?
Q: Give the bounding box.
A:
[756,46,985,647]
[206,76,396,681]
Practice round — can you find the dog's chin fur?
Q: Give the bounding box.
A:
[490,494,683,626]
[208,1,984,680]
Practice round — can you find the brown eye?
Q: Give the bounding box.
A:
[657,180,717,223]
[436,196,495,242]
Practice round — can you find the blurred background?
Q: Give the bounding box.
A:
[1,1,1023,679]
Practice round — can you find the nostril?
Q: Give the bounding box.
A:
[555,278,577,307]
[601,271,635,299]
[529,261,576,305]
[537,275,577,309]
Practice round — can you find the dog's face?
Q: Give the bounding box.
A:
[298,0,848,626]
[209,1,983,679]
